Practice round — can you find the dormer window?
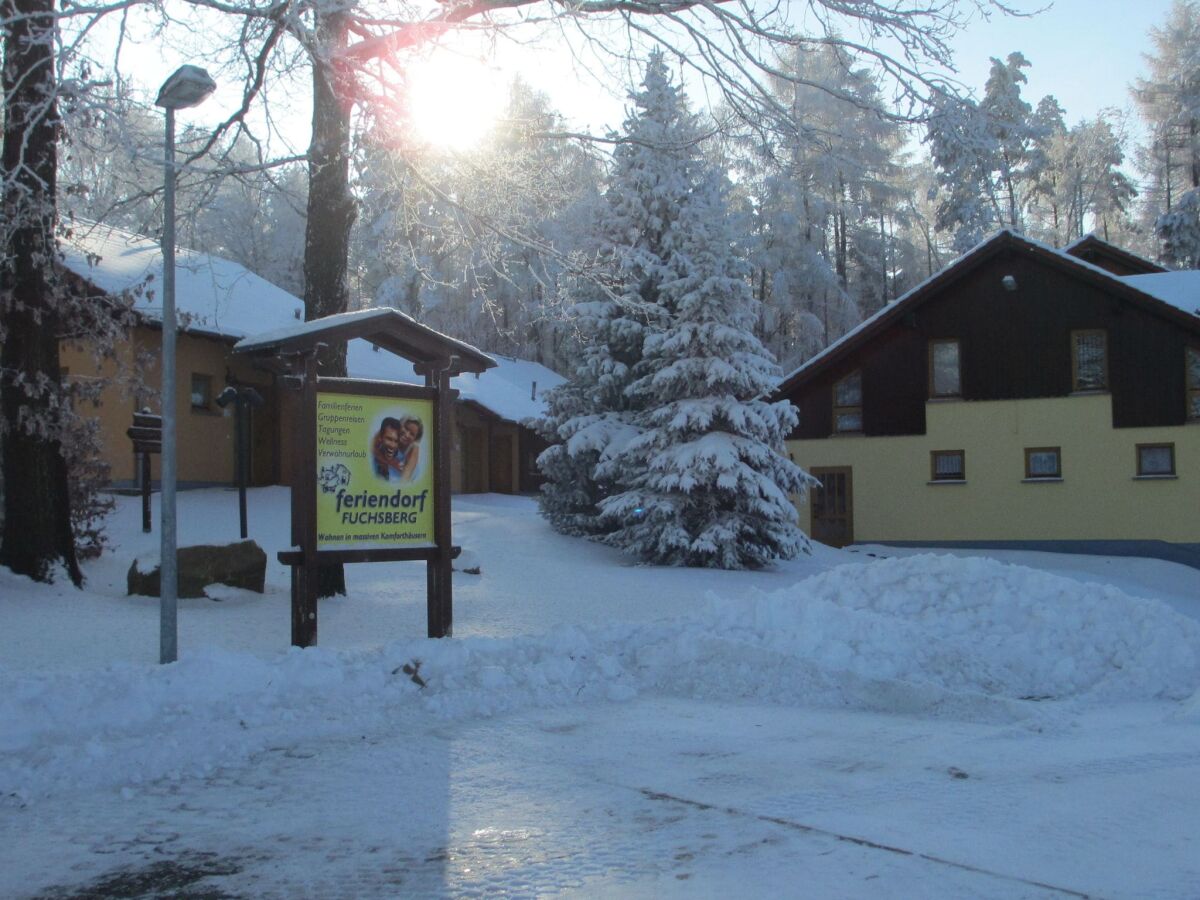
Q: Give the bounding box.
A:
[1071,330,1108,392]
[929,339,961,398]
[833,371,863,433]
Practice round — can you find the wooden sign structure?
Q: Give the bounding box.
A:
[234,309,495,646]
[126,409,162,533]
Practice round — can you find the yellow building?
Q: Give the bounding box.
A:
[60,222,303,489]
[775,231,1200,568]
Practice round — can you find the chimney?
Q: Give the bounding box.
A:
[531,380,537,401]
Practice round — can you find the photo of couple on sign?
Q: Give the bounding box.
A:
[371,414,424,483]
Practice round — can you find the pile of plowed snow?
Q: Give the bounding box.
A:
[678,554,1200,705]
[3,555,1197,799]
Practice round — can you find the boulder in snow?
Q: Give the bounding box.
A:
[127,540,267,599]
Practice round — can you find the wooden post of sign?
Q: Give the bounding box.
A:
[140,450,152,533]
[426,360,454,638]
[127,410,162,533]
[291,351,320,647]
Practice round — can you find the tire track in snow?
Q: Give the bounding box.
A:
[638,787,1103,899]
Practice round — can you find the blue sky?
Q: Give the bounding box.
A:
[946,0,1174,123]
[133,0,1179,155]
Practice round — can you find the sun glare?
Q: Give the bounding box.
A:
[405,54,507,151]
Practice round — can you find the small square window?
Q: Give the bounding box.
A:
[833,371,863,433]
[1187,347,1200,421]
[930,339,961,398]
[931,450,965,481]
[1025,447,1062,479]
[1072,329,1108,392]
[190,373,213,410]
[1137,443,1175,477]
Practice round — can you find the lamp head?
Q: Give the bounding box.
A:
[215,386,239,409]
[156,65,216,110]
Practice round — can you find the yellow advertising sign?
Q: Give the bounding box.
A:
[315,392,435,550]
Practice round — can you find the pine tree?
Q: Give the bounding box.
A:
[928,53,1057,249]
[1158,187,1200,267]
[535,275,644,534]
[536,49,701,535]
[598,166,812,568]
[1134,0,1200,215]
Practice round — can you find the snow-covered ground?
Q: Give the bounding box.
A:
[2,489,1199,897]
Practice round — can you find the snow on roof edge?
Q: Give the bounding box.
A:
[60,219,304,340]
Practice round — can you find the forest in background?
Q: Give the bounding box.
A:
[57,1,1200,377]
[4,0,1199,581]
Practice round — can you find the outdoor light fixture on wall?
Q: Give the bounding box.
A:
[1002,274,1019,292]
[156,64,216,665]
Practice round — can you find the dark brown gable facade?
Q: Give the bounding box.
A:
[778,231,1200,437]
[1064,234,1168,277]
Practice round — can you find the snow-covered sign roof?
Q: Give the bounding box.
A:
[346,339,564,424]
[234,306,495,377]
[775,229,1200,398]
[1120,271,1200,317]
[60,221,304,340]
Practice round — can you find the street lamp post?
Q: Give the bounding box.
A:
[156,64,216,665]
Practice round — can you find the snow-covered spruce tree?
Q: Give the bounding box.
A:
[598,165,813,569]
[534,263,649,535]
[536,49,702,535]
[1157,187,1200,268]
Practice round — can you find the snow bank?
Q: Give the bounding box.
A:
[3,555,1198,801]
[684,554,1200,707]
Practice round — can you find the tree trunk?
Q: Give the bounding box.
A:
[834,175,847,287]
[1190,117,1198,190]
[0,0,81,585]
[304,9,356,598]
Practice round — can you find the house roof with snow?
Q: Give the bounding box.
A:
[775,229,1200,399]
[60,221,304,341]
[65,221,559,418]
[1118,271,1200,318]
[346,339,563,424]
[1063,233,1168,276]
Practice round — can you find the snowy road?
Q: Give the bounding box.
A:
[4,492,1200,898]
[7,697,1199,898]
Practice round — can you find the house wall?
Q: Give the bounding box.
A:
[60,337,140,484]
[452,404,521,494]
[62,326,274,488]
[518,429,550,494]
[789,248,1196,440]
[788,394,1199,544]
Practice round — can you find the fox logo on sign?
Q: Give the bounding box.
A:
[319,463,351,494]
